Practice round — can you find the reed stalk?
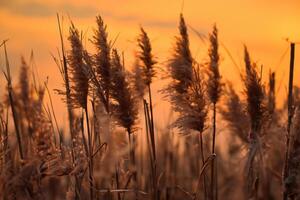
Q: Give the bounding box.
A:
[207,25,221,200]
[283,42,295,200]
[3,41,24,160]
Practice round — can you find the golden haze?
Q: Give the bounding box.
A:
[0,0,300,124]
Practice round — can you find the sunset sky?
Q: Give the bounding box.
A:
[1,0,300,125]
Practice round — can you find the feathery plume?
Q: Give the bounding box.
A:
[220,83,249,143]
[17,57,34,155]
[131,58,147,100]
[33,111,55,159]
[110,49,138,133]
[167,14,193,97]
[173,65,207,133]
[92,15,111,108]
[243,46,266,199]
[243,46,265,134]
[29,87,55,159]
[137,27,156,85]
[207,24,222,104]
[19,57,30,108]
[68,24,89,109]
[163,14,196,127]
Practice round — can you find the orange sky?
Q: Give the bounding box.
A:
[1,0,300,126]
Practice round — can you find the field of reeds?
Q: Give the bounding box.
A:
[0,13,299,200]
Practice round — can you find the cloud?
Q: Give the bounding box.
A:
[0,0,99,18]
[0,0,178,29]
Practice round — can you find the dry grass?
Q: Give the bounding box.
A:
[0,13,298,200]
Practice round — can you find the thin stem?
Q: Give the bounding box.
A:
[127,129,136,180]
[144,99,158,200]
[198,131,207,200]
[3,42,24,160]
[85,107,94,200]
[3,108,9,163]
[115,163,122,200]
[215,156,218,200]
[57,14,75,140]
[148,85,156,161]
[144,100,154,166]
[143,99,155,193]
[211,102,217,200]
[91,100,101,151]
[283,42,295,200]
[80,112,89,160]
[128,129,138,200]
[57,15,81,198]
[195,154,217,199]
[45,83,64,154]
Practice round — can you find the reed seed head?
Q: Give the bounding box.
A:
[243,46,266,134]
[92,15,111,99]
[131,58,147,99]
[173,65,208,133]
[167,14,193,95]
[110,49,138,133]
[207,24,222,104]
[137,27,156,85]
[68,24,89,109]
